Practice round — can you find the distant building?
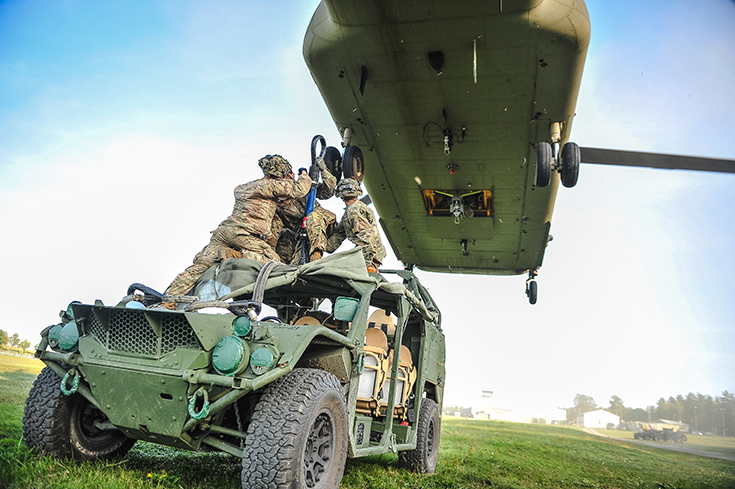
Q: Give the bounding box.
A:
[453,406,566,425]
[577,409,620,428]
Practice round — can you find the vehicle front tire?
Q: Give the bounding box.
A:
[398,397,441,473]
[241,368,348,489]
[22,366,135,460]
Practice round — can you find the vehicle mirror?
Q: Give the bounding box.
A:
[334,296,359,321]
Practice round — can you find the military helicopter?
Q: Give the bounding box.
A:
[302,0,735,304]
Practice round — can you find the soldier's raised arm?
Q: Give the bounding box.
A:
[315,157,337,200]
[258,155,312,199]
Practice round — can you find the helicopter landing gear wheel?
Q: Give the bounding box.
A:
[526,280,538,305]
[525,270,538,305]
[342,146,364,182]
[323,146,343,182]
[535,142,552,188]
[560,142,580,188]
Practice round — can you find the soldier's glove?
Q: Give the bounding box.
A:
[309,163,320,181]
[316,156,326,171]
[298,167,308,175]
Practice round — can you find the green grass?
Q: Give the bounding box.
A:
[2,354,734,488]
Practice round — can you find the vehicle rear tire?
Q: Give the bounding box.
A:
[241,368,348,489]
[535,142,552,187]
[398,397,440,473]
[342,146,364,182]
[22,366,135,460]
[560,142,580,188]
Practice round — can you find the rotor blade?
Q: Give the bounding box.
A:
[360,194,372,205]
[580,147,735,174]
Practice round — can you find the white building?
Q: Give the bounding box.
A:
[577,409,620,428]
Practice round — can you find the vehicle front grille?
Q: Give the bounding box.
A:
[86,309,200,357]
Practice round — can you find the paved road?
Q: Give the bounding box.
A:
[583,428,735,463]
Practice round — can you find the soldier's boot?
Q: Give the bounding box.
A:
[310,250,323,261]
[161,302,176,311]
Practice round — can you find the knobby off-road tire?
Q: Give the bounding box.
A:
[241,368,348,489]
[398,397,441,473]
[22,366,135,460]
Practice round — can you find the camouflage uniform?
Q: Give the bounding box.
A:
[274,167,337,264]
[326,179,386,267]
[165,156,311,296]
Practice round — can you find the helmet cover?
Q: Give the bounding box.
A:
[258,154,292,178]
[336,178,363,199]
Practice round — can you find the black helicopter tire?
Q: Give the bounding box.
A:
[561,142,580,188]
[535,142,552,187]
[528,281,538,305]
[23,366,135,460]
[323,146,343,182]
[342,146,364,182]
[241,368,348,489]
[398,398,441,473]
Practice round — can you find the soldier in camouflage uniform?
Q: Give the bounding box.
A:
[325,178,386,271]
[273,156,337,264]
[165,155,311,297]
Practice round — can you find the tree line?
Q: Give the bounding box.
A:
[0,329,33,352]
[567,392,735,436]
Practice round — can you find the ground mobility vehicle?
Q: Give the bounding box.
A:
[22,249,446,488]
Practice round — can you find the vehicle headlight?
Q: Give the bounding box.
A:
[58,321,79,352]
[212,335,250,376]
[250,346,279,375]
[48,323,64,351]
[232,316,252,337]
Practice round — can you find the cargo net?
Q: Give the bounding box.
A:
[88,310,199,357]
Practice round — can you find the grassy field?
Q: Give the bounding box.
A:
[1,353,734,488]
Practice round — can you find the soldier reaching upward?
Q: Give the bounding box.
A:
[325,178,386,272]
[165,155,311,298]
[273,156,337,264]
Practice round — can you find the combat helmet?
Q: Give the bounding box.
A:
[335,178,363,199]
[258,154,292,178]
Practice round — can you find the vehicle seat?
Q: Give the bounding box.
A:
[292,311,343,329]
[293,316,321,326]
[367,309,395,336]
[379,344,417,420]
[355,327,390,416]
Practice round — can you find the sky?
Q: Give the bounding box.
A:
[1,0,733,416]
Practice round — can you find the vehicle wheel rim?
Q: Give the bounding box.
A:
[76,401,109,440]
[304,411,335,488]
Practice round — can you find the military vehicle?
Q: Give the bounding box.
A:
[634,428,687,443]
[23,249,446,489]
